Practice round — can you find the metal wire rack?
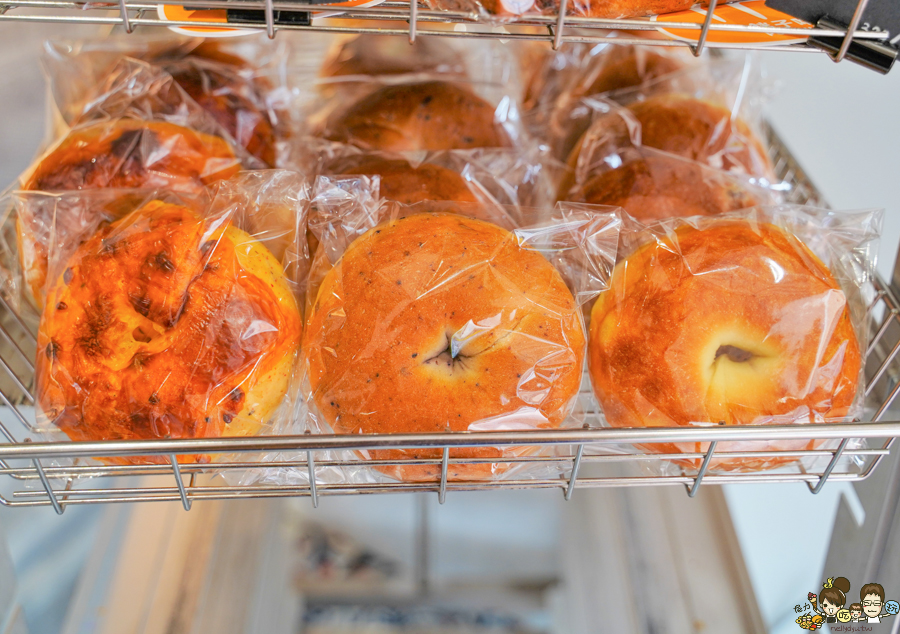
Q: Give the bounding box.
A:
[0,125,899,512]
[0,0,896,72]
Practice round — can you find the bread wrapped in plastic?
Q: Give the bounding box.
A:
[588,206,881,473]
[424,0,718,23]
[15,118,242,307]
[297,178,621,482]
[43,35,291,166]
[29,173,309,465]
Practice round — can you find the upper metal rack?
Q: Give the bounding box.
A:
[0,0,896,72]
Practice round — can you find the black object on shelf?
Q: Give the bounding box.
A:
[226,0,311,26]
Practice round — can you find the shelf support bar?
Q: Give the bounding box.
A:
[835,0,870,63]
[564,442,585,501]
[408,0,417,43]
[33,457,63,514]
[688,440,717,497]
[438,446,449,504]
[307,448,319,508]
[809,438,850,494]
[692,0,717,57]
[117,0,133,32]
[169,454,191,510]
[264,0,275,39]
[552,0,567,51]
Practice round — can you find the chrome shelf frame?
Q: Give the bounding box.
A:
[0,0,894,67]
[0,124,899,512]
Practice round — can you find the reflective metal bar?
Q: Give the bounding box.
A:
[867,307,895,357]
[866,333,900,395]
[552,0,567,50]
[692,0,718,57]
[0,354,33,404]
[688,441,717,498]
[835,0,871,63]
[307,448,318,508]
[32,458,63,514]
[264,0,275,38]
[564,443,584,501]
[118,0,132,31]
[810,438,850,494]
[169,454,191,510]
[408,0,417,43]
[0,295,36,344]
[438,446,449,504]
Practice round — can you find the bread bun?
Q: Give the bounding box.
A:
[22,119,240,192]
[324,81,512,151]
[329,155,479,206]
[18,119,239,306]
[569,93,772,177]
[36,200,301,464]
[589,221,861,471]
[320,34,465,79]
[302,213,585,481]
[559,150,760,222]
[161,58,277,166]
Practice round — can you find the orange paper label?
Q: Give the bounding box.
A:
[652,1,814,45]
[159,0,387,36]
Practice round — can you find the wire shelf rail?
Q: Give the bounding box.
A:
[0,124,899,511]
[0,0,896,72]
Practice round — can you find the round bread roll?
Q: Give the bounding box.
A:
[22,119,240,192]
[559,150,760,222]
[18,119,239,307]
[302,213,585,481]
[161,58,277,166]
[589,221,861,472]
[329,155,479,206]
[320,34,465,79]
[569,93,773,178]
[36,200,301,464]
[324,81,513,151]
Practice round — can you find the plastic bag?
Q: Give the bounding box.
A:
[312,77,526,152]
[423,0,716,24]
[558,144,783,222]
[547,55,772,178]
[42,35,292,166]
[587,205,882,473]
[283,138,561,212]
[292,176,621,483]
[14,171,308,465]
[319,34,469,81]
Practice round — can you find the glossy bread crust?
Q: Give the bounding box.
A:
[589,221,861,471]
[303,213,585,481]
[37,201,301,464]
[325,81,512,152]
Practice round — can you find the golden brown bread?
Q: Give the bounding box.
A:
[320,35,465,79]
[36,201,301,464]
[589,221,861,472]
[302,212,585,481]
[18,119,240,306]
[570,93,773,177]
[161,58,277,166]
[328,155,479,206]
[559,151,760,222]
[324,81,513,151]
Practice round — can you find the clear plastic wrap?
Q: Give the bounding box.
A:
[283,138,560,212]
[42,35,292,166]
[293,177,621,483]
[547,55,772,180]
[318,34,468,81]
[11,171,308,465]
[313,77,525,152]
[423,0,713,24]
[587,205,882,473]
[558,144,783,222]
